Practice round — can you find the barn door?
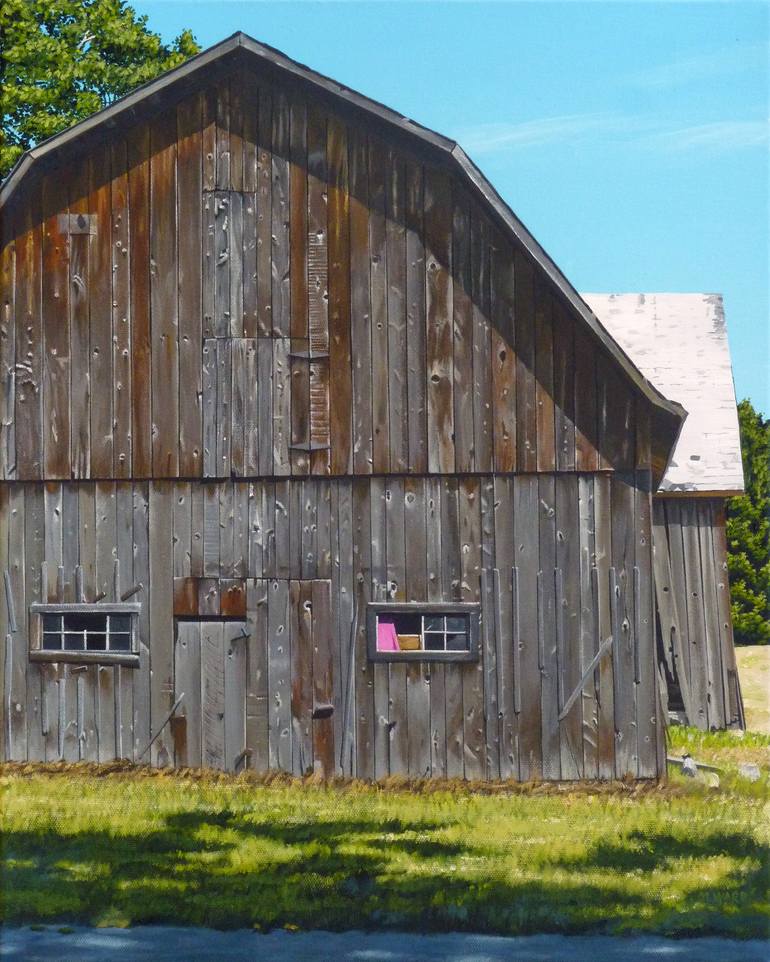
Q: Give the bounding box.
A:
[174,619,248,771]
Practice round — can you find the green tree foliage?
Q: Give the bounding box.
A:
[1,0,199,177]
[727,399,770,645]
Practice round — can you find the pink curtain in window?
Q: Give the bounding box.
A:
[377,617,400,651]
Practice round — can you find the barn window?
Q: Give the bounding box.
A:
[367,603,480,663]
[28,604,140,668]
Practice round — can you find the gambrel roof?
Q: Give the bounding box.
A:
[584,293,744,495]
[0,31,686,475]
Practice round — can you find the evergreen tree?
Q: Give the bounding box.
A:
[1,0,199,177]
[726,399,770,645]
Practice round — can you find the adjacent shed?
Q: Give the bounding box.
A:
[0,32,721,781]
[585,293,745,730]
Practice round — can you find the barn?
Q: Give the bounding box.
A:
[0,33,743,780]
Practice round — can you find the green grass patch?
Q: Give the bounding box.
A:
[1,739,767,938]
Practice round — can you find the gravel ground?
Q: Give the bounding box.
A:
[1,927,768,961]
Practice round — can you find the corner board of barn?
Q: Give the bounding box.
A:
[0,33,745,780]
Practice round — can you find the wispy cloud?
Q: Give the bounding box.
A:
[627,43,769,89]
[640,119,769,152]
[455,113,768,157]
[455,112,641,153]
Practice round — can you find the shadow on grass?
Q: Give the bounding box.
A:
[1,809,767,938]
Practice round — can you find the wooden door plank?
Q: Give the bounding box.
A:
[224,625,247,771]
[201,620,225,769]
[175,621,202,767]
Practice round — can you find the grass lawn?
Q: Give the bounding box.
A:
[1,727,768,939]
[736,645,770,734]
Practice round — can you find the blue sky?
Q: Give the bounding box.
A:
[135,1,769,413]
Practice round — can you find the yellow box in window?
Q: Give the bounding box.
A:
[397,634,421,651]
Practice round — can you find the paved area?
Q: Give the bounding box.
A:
[1,927,768,961]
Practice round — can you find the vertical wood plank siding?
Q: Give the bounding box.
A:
[0,73,643,483]
[1,474,661,776]
[0,64,686,781]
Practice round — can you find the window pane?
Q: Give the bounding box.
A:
[64,632,85,651]
[424,615,444,631]
[42,614,62,633]
[110,614,132,634]
[446,615,467,632]
[446,632,468,652]
[424,634,444,651]
[63,612,107,633]
[110,633,131,652]
[42,632,62,651]
[87,633,107,651]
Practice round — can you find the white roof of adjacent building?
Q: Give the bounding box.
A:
[583,293,744,496]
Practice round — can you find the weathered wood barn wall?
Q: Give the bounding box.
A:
[587,294,746,732]
[1,34,688,779]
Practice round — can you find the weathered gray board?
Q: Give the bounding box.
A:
[653,498,744,731]
[1,474,660,779]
